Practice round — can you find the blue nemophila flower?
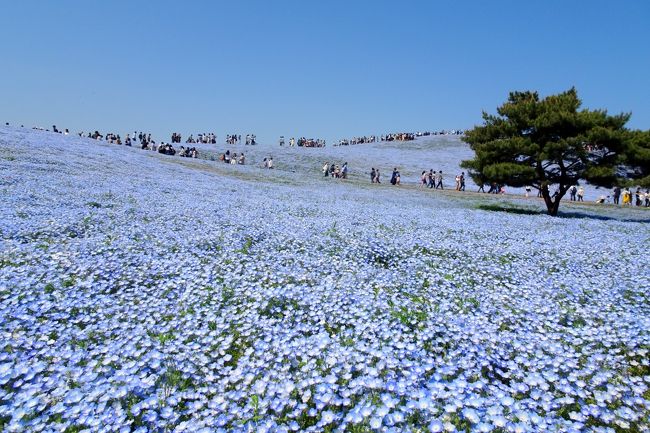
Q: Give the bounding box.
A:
[462,407,480,424]
[428,419,444,432]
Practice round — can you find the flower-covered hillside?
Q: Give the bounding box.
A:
[0,127,649,432]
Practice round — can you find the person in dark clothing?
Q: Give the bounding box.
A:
[370,168,376,183]
[569,185,577,201]
[390,168,398,185]
[613,186,621,205]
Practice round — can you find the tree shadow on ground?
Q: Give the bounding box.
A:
[476,203,650,223]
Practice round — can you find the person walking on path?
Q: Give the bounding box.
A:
[577,186,584,202]
[435,171,444,189]
[420,171,427,188]
[390,168,398,185]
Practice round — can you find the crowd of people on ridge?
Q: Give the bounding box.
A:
[337,136,378,146]
[278,137,326,147]
[335,130,465,146]
[385,133,417,142]
[297,137,326,147]
[183,133,217,144]
[75,129,198,158]
[5,122,648,208]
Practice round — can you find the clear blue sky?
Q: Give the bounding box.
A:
[1,0,648,144]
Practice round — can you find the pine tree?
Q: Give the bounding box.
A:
[461,88,634,216]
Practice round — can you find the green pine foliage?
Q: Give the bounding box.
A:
[626,129,650,187]
[461,88,646,215]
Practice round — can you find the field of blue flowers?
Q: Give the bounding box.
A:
[1,126,649,433]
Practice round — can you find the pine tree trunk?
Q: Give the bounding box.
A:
[549,198,561,216]
[541,186,555,216]
[541,184,565,216]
